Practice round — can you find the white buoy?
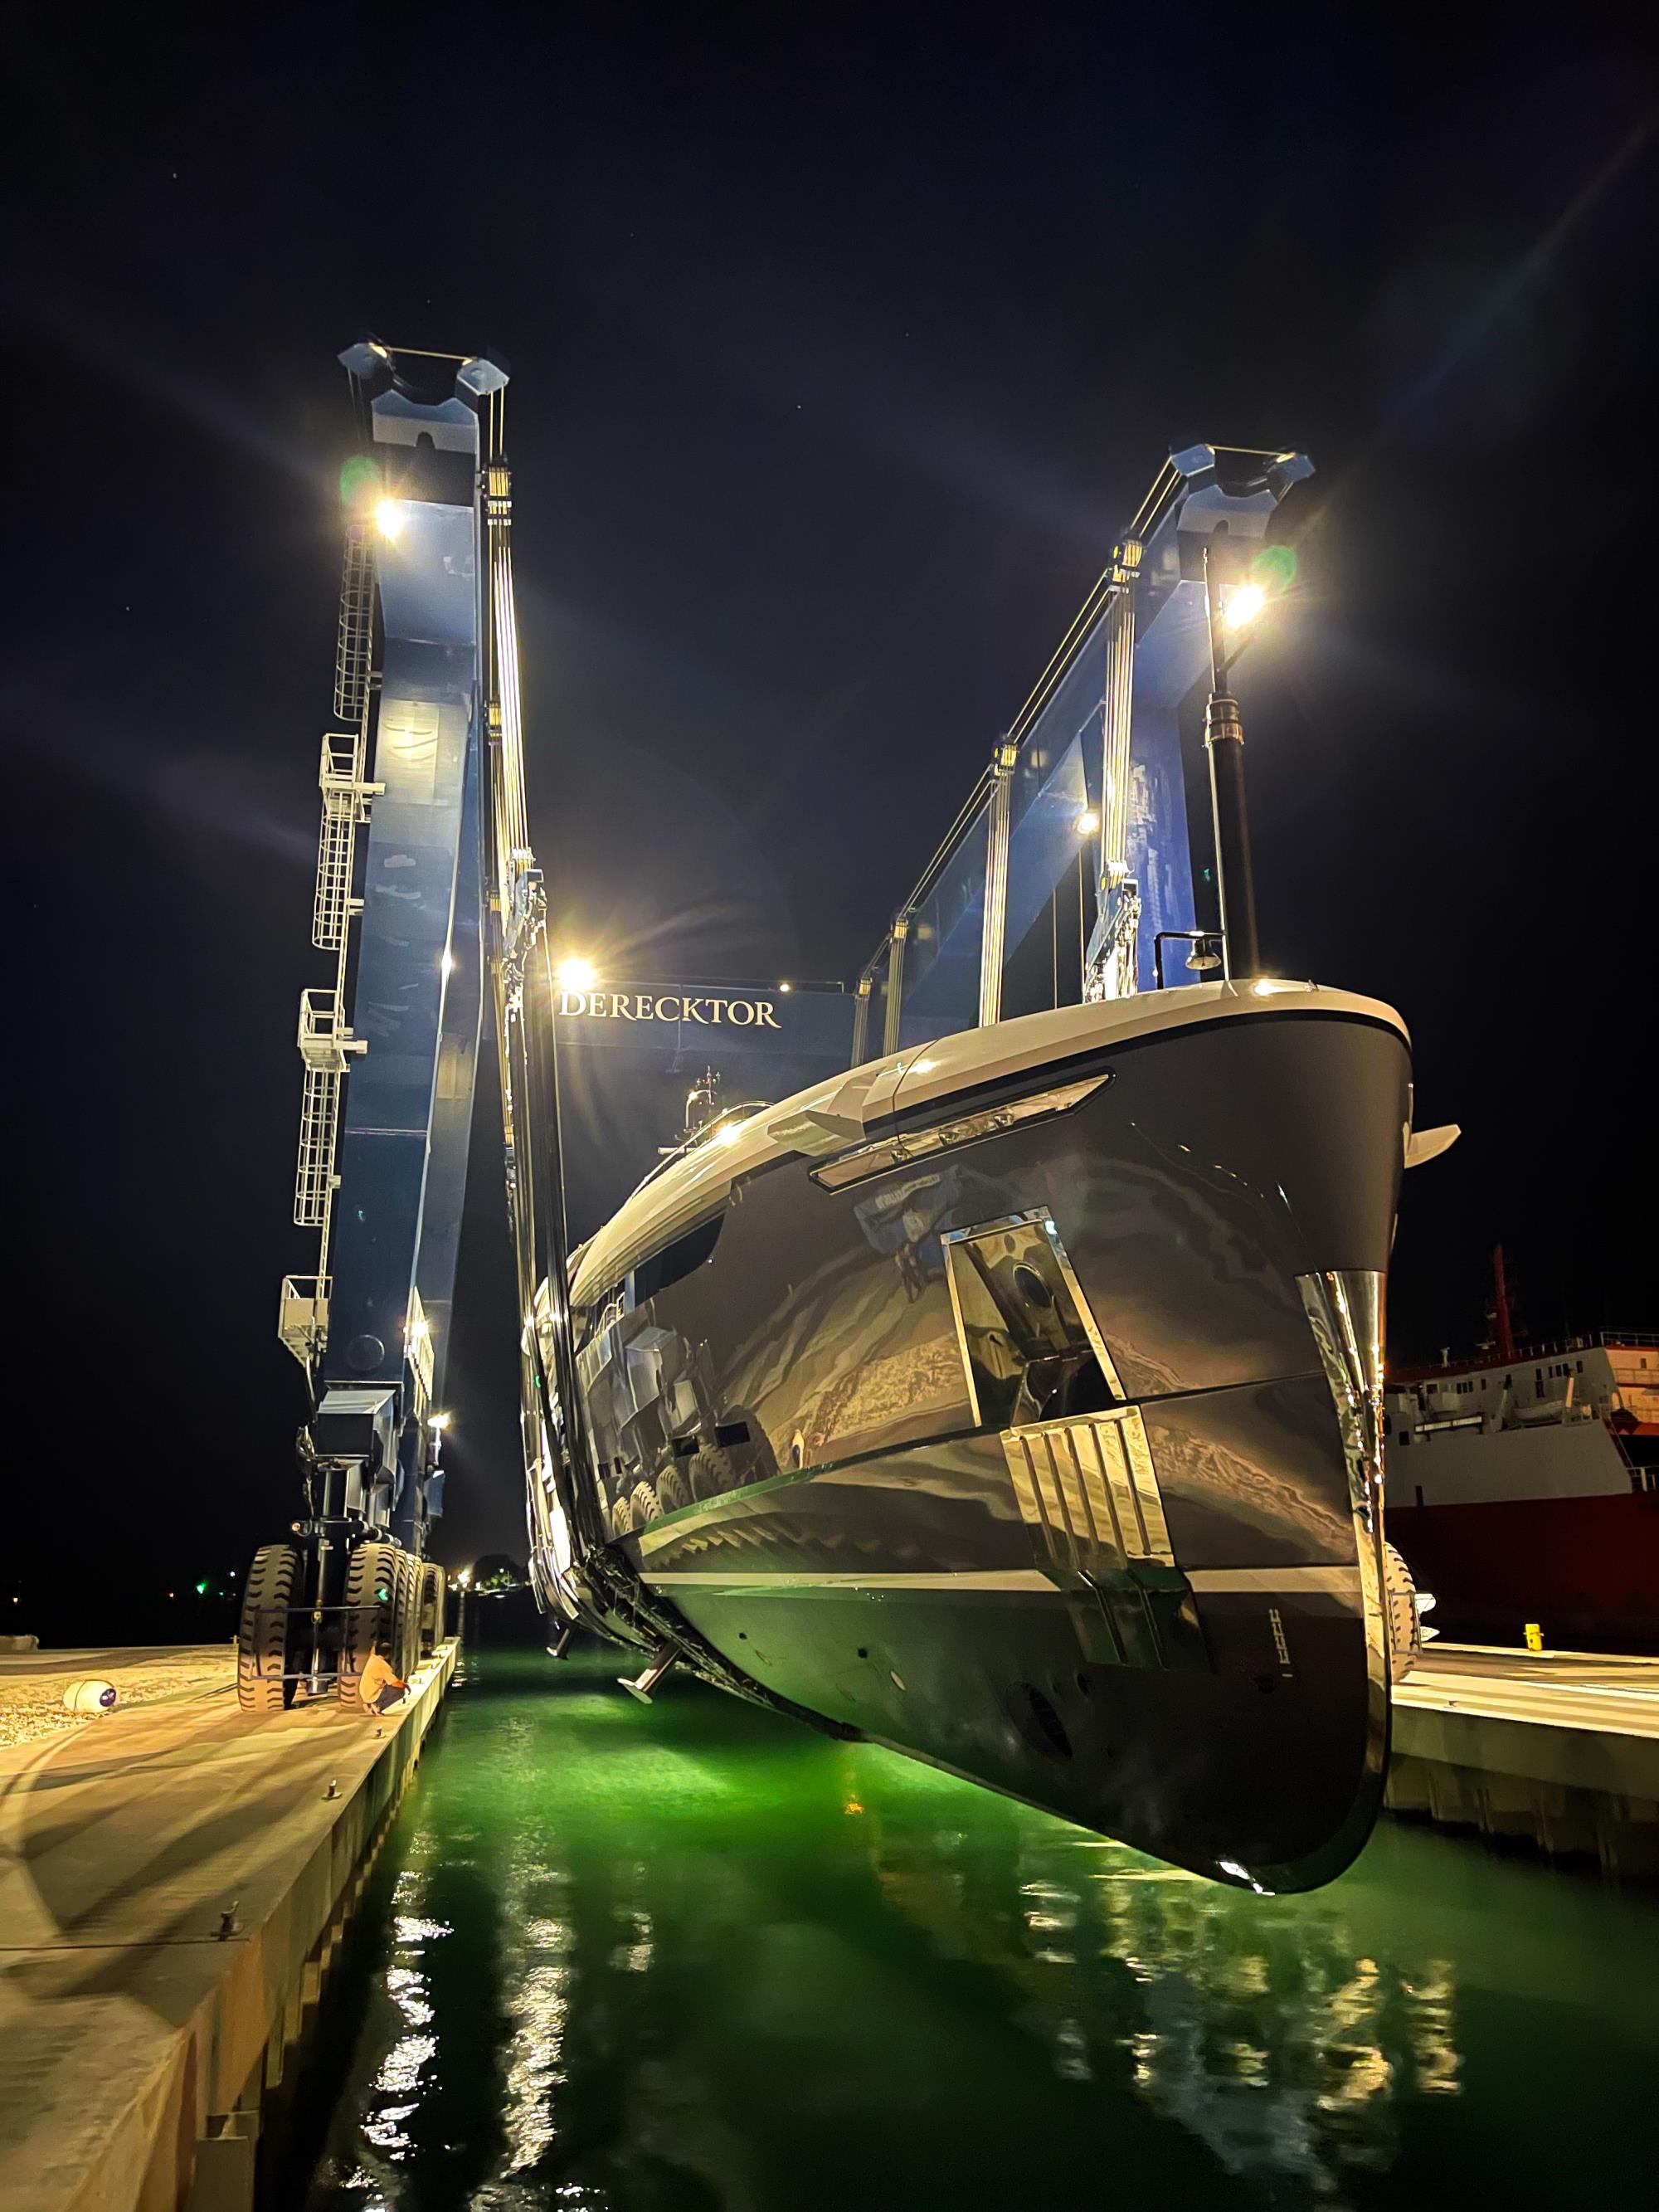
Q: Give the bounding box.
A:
[63,1679,118,1714]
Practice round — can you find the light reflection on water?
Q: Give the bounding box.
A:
[292,1647,1655,2212]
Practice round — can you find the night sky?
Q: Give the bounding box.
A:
[8,13,1657,1608]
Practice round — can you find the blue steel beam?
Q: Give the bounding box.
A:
[892,449,1310,1018]
[324,392,486,1553]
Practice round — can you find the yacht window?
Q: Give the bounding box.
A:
[632,1210,726,1304]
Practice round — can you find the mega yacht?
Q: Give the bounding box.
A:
[535,978,1425,1892]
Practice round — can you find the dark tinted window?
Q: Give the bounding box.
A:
[633,1211,725,1303]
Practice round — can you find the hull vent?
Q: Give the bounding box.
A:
[1001,1407,1174,1573]
[1004,1682,1073,1760]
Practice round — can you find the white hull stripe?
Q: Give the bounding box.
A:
[641,1568,1058,1594]
[640,1563,1360,1597]
[1185,1566,1360,1596]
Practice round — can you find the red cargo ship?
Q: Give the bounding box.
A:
[1387,1255,1658,1646]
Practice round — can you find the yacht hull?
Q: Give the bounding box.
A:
[556,996,1410,1890]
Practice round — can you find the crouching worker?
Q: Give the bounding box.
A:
[358,1640,408,1717]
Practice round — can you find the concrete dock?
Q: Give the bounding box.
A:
[0,1640,455,2212]
[1390,1641,1659,1873]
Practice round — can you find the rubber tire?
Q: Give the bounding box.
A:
[418,1561,445,1658]
[338,1540,399,1708]
[392,1549,422,1682]
[610,1493,635,1540]
[656,1463,693,1517]
[237,1543,299,1713]
[688,1442,742,1502]
[630,1481,662,1527]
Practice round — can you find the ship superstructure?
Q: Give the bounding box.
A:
[1388,1304,1658,1642]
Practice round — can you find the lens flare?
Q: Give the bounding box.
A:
[339,454,380,508]
[1253,543,1298,591]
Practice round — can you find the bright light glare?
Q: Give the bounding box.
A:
[778,980,793,993]
[428,1411,450,1431]
[1226,582,1267,629]
[1073,809,1101,837]
[714,1119,747,1147]
[375,498,403,541]
[556,957,596,992]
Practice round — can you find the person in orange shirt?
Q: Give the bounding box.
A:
[358,1641,408,1715]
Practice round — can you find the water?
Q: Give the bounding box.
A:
[286,1644,1657,2211]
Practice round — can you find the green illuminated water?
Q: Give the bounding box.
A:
[289,1645,1655,2210]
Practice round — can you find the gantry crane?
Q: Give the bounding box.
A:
[241,340,528,1705]
[239,341,752,1708]
[238,352,1339,1724]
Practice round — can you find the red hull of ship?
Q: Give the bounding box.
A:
[1390,1492,1659,1649]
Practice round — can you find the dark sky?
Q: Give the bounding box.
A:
[8,10,1657,1590]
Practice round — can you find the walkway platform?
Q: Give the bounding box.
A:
[0,1640,455,2212]
[1389,1641,1659,1873]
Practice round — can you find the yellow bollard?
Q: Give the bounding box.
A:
[1524,1621,1545,1653]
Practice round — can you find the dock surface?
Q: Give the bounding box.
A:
[1390,1641,1659,1870]
[0,1640,455,2212]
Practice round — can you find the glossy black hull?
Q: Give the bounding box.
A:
[556,1001,1411,1890]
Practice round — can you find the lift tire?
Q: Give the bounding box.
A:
[237,1543,299,1713]
[418,1562,445,1658]
[655,1464,693,1517]
[629,1481,662,1527]
[688,1443,741,1502]
[1383,1540,1423,1680]
[609,1493,635,1540]
[338,1541,400,1708]
[392,1549,422,1682]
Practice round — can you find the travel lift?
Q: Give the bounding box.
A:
[240,357,1433,1712]
[243,340,513,1707]
[242,341,767,1711]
